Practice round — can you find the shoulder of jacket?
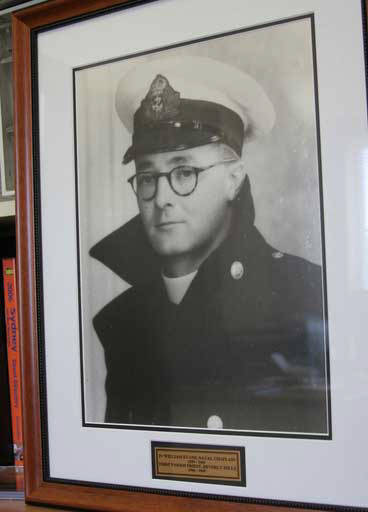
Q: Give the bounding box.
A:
[268,250,322,282]
[239,227,322,285]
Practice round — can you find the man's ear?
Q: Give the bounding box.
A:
[226,160,247,201]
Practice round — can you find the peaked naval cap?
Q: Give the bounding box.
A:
[123,74,244,163]
[115,57,275,164]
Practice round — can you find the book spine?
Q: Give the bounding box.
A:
[0,272,14,465]
[2,258,23,467]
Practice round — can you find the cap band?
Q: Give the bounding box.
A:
[123,98,245,164]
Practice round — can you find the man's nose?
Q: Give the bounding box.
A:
[154,174,175,208]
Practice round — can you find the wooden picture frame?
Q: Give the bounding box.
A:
[13,0,368,510]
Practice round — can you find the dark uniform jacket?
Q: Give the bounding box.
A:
[91,178,328,434]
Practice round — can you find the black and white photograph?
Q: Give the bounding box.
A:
[75,14,330,437]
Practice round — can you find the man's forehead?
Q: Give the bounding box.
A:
[135,144,221,169]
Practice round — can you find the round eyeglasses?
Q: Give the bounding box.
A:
[128,160,237,201]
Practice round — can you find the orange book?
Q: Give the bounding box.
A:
[2,258,23,468]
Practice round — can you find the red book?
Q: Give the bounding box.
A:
[2,258,23,468]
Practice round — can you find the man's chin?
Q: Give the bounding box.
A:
[148,229,187,255]
[152,242,189,257]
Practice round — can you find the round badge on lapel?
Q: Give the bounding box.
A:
[207,415,223,429]
[230,261,244,280]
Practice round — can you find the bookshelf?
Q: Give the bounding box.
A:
[0,11,15,220]
[0,6,22,504]
[0,222,22,501]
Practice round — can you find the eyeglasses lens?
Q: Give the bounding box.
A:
[135,173,156,200]
[171,167,196,195]
[135,166,197,200]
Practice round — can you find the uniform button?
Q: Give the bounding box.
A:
[272,251,284,259]
[230,261,244,280]
[207,415,223,429]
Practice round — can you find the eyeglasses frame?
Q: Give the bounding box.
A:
[127,159,238,201]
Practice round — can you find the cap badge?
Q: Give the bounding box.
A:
[141,74,180,121]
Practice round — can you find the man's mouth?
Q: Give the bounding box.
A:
[155,221,184,228]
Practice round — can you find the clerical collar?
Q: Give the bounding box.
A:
[162,270,198,304]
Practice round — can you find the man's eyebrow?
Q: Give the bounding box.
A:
[136,154,195,171]
[136,160,154,172]
[167,155,194,165]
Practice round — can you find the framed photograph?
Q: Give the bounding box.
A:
[13,0,368,510]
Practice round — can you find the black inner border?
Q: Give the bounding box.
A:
[361,0,368,120]
[30,0,368,510]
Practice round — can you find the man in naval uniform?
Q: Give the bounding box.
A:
[90,57,328,434]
